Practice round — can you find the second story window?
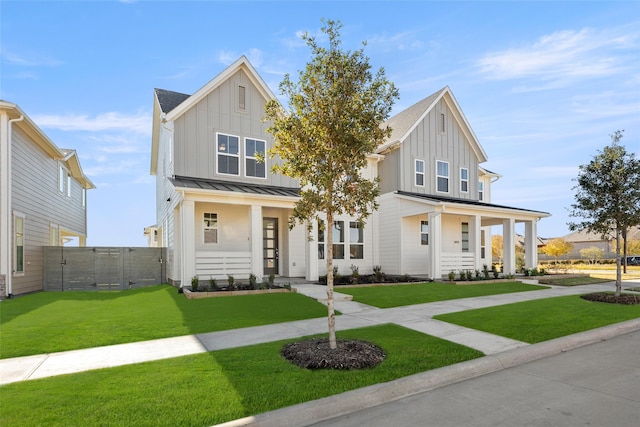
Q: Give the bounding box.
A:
[478,181,484,201]
[245,138,266,178]
[203,212,218,244]
[460,168,469,193]
[217,133,239,176]
[436,160,449,193]
[415,159,425,187]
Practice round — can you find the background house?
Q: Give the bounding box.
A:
[0,101,95,297]
[149,58,550,286]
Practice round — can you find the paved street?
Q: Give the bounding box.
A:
[311,330,640,427]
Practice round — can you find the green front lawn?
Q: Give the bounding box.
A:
[337,281,548,308]
[0,324,483,427]
[0,285,328,359]
[434,295,640,343]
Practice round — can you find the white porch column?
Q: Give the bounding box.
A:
[305,220,319,281]
[524,220,538,269]
[429,211,442,279]
[180,200,196,288]
[470,215,481,270]
[503,218,516,275]
[250,205,263,278]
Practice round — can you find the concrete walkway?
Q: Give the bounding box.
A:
[1,281,636,386]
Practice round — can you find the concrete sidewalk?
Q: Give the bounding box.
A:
[1,281,635,386]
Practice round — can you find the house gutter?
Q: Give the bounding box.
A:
[1,111,25,297]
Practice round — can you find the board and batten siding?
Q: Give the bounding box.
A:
[379,97,480,199]
[172,68,298,189]
[11,127,87,294]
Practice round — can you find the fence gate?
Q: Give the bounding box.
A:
[43,247,166,291]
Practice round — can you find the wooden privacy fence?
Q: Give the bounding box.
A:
[43,247,166,291]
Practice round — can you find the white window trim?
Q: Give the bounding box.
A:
[332,220,346,260]
[66,174,72,198]
[420,220,429,246]
[203,212,218,244]
[478,181,484,201]
[81,188,86,209]
[58,164,66,194]
[216,132,240,176]
[13,211,26,276]
[244,137,267,179]
[415,159,425,187]
[460,168,469,193]
[436,160,450,193]
[349,221,364,259]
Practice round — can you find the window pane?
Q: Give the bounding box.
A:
[461,181,468,192]
[333,244,345,259]
[349,222,364,243]
[229,157,239,175]
[437,177,449,192]
[416,160,424,173]
[416,174,424,186]
[15,216,24,272]
[333,221,344,243]
[228,136,239,154]
[437,161,448,176]
[246,159,256,177]
[318,244,325,260]
[350,245,363,259]
[318,221,325,242]
[246,139,255,156]
[461,168,468,179]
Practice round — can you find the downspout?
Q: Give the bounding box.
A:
[1,113,25,297]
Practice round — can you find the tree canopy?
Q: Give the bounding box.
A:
[264,19,399,348]
[568,130,640,295]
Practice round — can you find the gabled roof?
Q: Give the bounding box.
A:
[0,100,95,189]
[150,56,276,175]
[376,86,488,163]
[562,226,640,242]
[164,55,276,122]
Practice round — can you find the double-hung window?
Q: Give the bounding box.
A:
[415,159,425,187]
[349,222,364,259]
[332,221,345,260]
[245,138,266,178]
[461,222,469,252]
[460,168,469,193]
[203,212,218,244]
[436,160,449,193]
[14,212,25,274]
[217,133,240,175]
[318,220,325,260]
[478,181,484,201]
[420,220,429,245]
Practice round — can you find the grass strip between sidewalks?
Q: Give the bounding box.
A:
[0,285,328,359]
[0,324,483,427]
[337,281,548,308]
[435,294,640,343]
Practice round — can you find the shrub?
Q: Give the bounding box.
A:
[465,270,473,281]
[268,273,275,288]
[249,273,257,290]
[209,276,217,291]
[373,265,383,282]
[350,264,360,284]
[227,275,235,289]
[448,271,456,281]
[191,276,199,292]
[483,264,490,279]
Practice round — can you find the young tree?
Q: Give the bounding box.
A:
[541,238,574,265]
[569,130,640,296]
[579,246,605,264]
[491,234,504,266]
[264,19,399,349]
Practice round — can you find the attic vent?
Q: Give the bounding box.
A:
[238,85,246,110]
[439,112,446,133]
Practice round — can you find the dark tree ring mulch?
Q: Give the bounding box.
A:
[281,338,386,370]
[580,292,640,305]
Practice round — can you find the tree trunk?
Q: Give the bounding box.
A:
[325,211,337,349]
[615,227,622,297]
[622,227,628,274]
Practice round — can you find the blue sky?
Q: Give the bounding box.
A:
[2,1,638,246]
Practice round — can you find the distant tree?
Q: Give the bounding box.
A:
[568,130,640,296]
[579,246,605,264]
[541,238,574,265]
[627,240,640,256]
[264,19,398,349]
[491,235,503,266]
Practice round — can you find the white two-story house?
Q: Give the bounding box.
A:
[150,56,548,287]
[1,101,95,297]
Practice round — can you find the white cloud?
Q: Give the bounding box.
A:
[477,27,638,83]
[0,48,62,67]
[367,31,424,52]
[32,111,151,135]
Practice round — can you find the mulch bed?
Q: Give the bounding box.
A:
[281,338,386,370]
[580,292,640,305]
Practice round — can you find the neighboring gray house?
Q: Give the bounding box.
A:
[0,101,94,297]
[149,57,549,286]
[559,226,640,259]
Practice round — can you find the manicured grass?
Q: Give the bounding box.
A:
[537,276,611,286]
[0,285,328,359]
[336,281,548,308]
[434,295,640,343]
[0,324,483,427]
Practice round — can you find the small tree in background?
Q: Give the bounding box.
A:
[264,19,399,349]
[569,130,640,296]
[491,235,504,267]
[627,240,640,256]
[579,246,605,264]
[541,238,574,265]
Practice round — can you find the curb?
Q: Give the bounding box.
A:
[215,318,640,427]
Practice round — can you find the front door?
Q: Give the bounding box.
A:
[263,218,279,276]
